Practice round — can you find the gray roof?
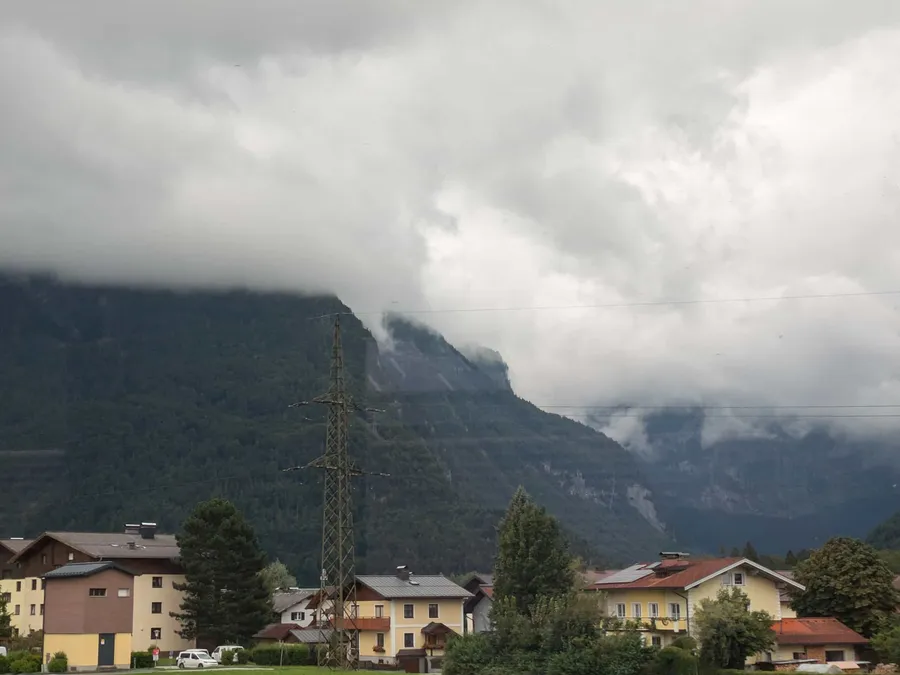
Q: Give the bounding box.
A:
[14,531,179,561]
[289,628,333,644]
[0,539,32,554]
[357,575,472,599]
[273,589,317,613]
[44,561,134,579]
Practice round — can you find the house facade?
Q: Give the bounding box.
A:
[767,617,868,665]
[0,538,39,636]
[591,554,805,649]
[273,589,317,627]
[42,562,136,671]
[319,568,470,672]
[461,573,493,634]
[0,523,194,655]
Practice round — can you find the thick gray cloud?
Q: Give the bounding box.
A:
[3,1,900,448]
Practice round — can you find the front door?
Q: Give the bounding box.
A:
[97,633,115,667]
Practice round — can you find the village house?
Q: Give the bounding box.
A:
[273,588,318,627]
[312,566,471,673]
[766,617,869,666]
[590,552,806,649]
[461,573,493,634]
[0,523,194,665]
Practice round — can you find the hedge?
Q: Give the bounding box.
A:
[250,645,314,666]
[132,651,155,668]
[0,655,8,675]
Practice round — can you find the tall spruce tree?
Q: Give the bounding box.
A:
[172,498,273,645]
[0,590,11,638]
[493,486,574,612]
[741,542,759,562]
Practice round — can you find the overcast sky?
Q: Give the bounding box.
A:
[3,0,900,449]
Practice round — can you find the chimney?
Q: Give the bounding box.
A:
[395,565,410,581]
[124,524,140,535]
[138,522,157,540]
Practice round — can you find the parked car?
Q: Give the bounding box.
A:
[177,650,218,669]
[211,646,244,664]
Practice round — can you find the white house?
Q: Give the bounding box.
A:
[273,588,318,627]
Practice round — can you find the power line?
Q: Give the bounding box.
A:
[307,288,900,320]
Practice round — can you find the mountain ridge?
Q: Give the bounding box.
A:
[0,274,671,579]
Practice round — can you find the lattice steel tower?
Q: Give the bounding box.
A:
[287,316,386,669]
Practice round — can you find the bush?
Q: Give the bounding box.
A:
[0,655,9,675]
[249,645,310,666]
[219,650,235,666]
[47,658,67,673]
[8,656,40,674]
[132,651,155,668]
[670,636,698,652]
[650,647,698,675]
[235,650,250,665]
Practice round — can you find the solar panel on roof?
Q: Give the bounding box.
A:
[599,565,654,584]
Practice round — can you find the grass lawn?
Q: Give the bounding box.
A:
[214,667,359,675]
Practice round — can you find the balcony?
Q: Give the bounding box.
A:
[328,616,391,631]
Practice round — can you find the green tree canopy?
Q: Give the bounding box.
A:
[260,560,297,594]
[694,587,775,669]
[172,498,273,646]
[792,537,900,637]
[785,550,798,567]
[0,590,12,638]
[872,619,900,666]
[493,486,575,612]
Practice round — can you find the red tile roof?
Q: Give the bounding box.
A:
[772,618,867,646]
[481,585,493,599]
[594,558,743,590]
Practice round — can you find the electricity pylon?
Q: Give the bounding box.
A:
[285,316,386,670]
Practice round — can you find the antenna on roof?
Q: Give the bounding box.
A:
[659,552,691,560]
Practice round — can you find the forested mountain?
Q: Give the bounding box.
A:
[867,510,900,550]
[0,275,671,582]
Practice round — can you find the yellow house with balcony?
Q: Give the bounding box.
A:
[591,553,805,649]
[322,567,471,673]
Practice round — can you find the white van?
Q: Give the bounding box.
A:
[211,646,243,663]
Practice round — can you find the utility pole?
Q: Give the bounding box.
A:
[285,317,386,670]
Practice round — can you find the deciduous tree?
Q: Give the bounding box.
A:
[792,537,899,637]
[694,587,775,669]
[260,560,297,593]
[172,498,273,645]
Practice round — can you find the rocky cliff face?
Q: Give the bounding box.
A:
[602,410,900,553]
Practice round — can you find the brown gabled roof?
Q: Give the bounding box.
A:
[253,623,300,640]
[0,539,32,555]
[772,618,868,646]
[10,531,179,563]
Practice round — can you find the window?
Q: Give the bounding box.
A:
[31,579,36,591]
[403,604,414,619]
[615,603,626,618]
[29,605,35,616]
[41,579,45,590]
[290,611,306,621]
[669,603,681,621]
[14,605,20,615]
[67,553,74,561]
[89,588,106,597]
[631,603,642,619]
[151,628,162,641]
[151,602,162,614]
[375,604,384,618]
[376,633,385,648]
[793,653,807,661]
[15,581,21,592]
[651,636,662,648]
[41,554,47,564]
[648,602,659,618]
[429,603,439,619]
[118,588,130,598]
[825,651,845,662]
[404,633,415,649]
[40,604,44,616]
[152,576,163,588]
[350,604,358,618]
[732,572,745,586]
